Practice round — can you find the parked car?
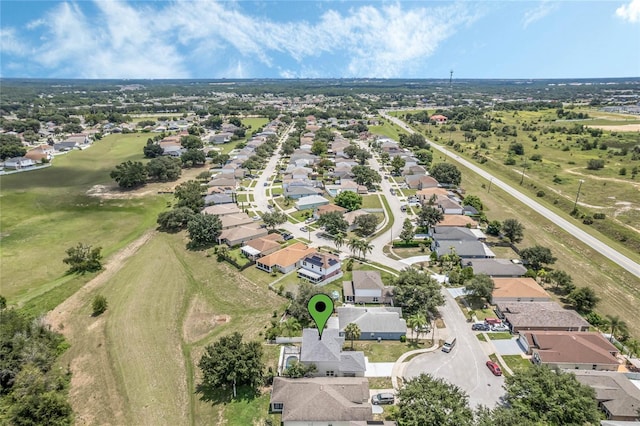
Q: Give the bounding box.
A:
[282,233,294,241]
[472,323,490,331]
[486,360,502,376]
[414,325,430,333]
[371,393,395,405]
[263,182,269,186]
[304,217,315,224]
[491,324,510,332]
[300,226,308,232]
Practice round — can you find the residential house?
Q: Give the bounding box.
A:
[343,270,388,304]
[217,223,268,247]
[210,132,233,144]
[53,141,79,152]
[219,213,255,229]
[289,152,319,166]
[465,259,527,277]
[430,114,448,124]
[405,174,440,190]
[25,145,54,163]
[3,157,36,169]
[240,234,283,260]
[207,177,237,189]
[315,204,347,219]
[433,240,495,259]
[285,186,322,199]
[295,195,330,211]
[431,226,480,242]
[344,209,371,229]
[256,243,316,274]
[491,277,551,303]
[496,301,591,333]
[201,204,242,216]
[339,179,368,194]
[300,328,366,377]
[203,193,234,206]
[574,371,640,421]
[402,164,428,176]
[64,133,90,145]
[298,252,342,284]
[269,377,373,425]
[519,331,620,371]
[437,195,464,215]
[337,307,406,341]
[286,166,313,180]
[331,163,354,179]
[416,187,449,204]
[282,177,317,190]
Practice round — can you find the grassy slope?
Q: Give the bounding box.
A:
[0,133,168,312]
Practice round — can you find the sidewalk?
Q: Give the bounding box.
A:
[391,340,440,390]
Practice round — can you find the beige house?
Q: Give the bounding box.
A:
[256,243,316,274]
[519,331,620,371]
[218,223,268,247]
[496,301,591,333]
[240,234,283,260]
[574,370,640,421]
[491,277,551,304]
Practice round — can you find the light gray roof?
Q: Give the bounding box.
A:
[498,301,590,329]
[352,270,384,290]
[574,371,640,419]
[296,195,329,206]
[270,377,372,422]
[466,258,528,277]
[338,307,406,334]
[435,240,495,258]
[301,328,366,372]
[432,226,478,241]
[285,186,321,196]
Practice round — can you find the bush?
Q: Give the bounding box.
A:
[536,190,545,197]
[582,216,594,225]
[400,335,407,343]
[586,159,605,170]
[593,213,606,220]
[92,295,108,316]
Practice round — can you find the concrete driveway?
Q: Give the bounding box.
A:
[365,359,394,377]
[491,338,526,355]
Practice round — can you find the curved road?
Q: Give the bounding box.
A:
[380,111,640,279]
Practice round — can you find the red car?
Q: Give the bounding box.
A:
[486,360,502,376]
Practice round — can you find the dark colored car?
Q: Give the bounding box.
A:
[371,393,395,405]
[486,360,502,376]
[282,233,294,241]
[472,323,490,331]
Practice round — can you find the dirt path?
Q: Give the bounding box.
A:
[565,167,640,188]
[45,230,155,331]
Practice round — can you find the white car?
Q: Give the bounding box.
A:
[491,324,510,332]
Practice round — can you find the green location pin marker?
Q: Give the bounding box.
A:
[308,294,334,340]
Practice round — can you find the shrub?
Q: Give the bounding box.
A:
[587,159,605,170]
[536,190,545,197]
[92,295,108,316]
[593,213,606,220]
[400,335,407,343]
[530,154,542,162]
[582,216,594,225]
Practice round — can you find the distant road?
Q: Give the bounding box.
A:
[380,111,640,279]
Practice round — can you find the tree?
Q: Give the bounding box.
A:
[568,286,600,313]
[393,268,444,317]
[502,218,524,244]
[181,149,206,167]
[187,213,222,249]
[343,144,359,159]
[605,315,628,342]
[146,156,182,181]
[344,323,361,350]
[464,274,494,301]
[399,218,415,244]
[311,140,328,156]
[355,149,371,165]
[279,317,302,338]
[407,313,427,343]
[180,135,203,150]
[0,134,27,159]
[348,238,361,258]
[395,374,474,426]
[462,195,483,212]
[415,148,433,166]
[143,141,163,158]
[380,151,390,165]
[333,232,345,251]
[174,180,204,213]
[351,165,381,188]
[520,245,556,270]
[197,332,264,398]
[486,220,501,236]
[261,211,288,230]
[418,206,443,231]
[334,191,363,211]
[547,270,575,294]
[430,163,461,187]
[502,365,600,425]
[157,207,195,232]
[286,282,327,326]
[283,360,316,378]
[358,240,373,260]
[391,156,406,175]
[92,295,108,316]
[352,214,379,237]
[110,161,148,189]
[317,211,348,236]
[63,243,103,274]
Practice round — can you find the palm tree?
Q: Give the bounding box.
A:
[407,313,427,343]
[606,315,628,342]
[348,238,361,258]
[344,323,361,350]
[281,318,301,338]
[625,339,640,358]
[359,240,373,261]
[334,232,345,252]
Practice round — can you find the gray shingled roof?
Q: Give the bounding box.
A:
[352,270,384,290]
[338,307,406,335]
[466,258,528,277]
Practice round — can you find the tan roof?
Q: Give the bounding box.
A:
[574,371,640,419]
[492,277,550,300]
[498,301,590,330]
[258,242,316,268]
[317,204,348,215]
[343,209,370,225]
[219,213,254,229]
[352,270,384,290]
[245,234,282,252]
[437,214,477,228]
[271,377,371,422]
[524,331,619,365]
[24,148,48,161]
[219,224,266,243]
[417,187,449,198]
[201,204,242,216]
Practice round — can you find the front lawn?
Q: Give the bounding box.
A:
[361,195,383,209]
[487,332,514,340]
[347,340,431,362]
[501,355,533,372]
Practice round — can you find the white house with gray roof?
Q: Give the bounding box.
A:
[300,328,366,377]
[337,307,406,341]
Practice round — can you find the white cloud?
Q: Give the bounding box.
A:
[616,0,640,23]
[0,28,28,55]
[522,1,558,28]
[3,0,479,78]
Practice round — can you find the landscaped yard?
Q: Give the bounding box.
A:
[501,355,533,372]
[487,332,514,340]
[347,340,431,362]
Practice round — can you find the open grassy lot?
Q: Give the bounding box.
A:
[361,194,383,209]
[0,133,168,312]
[370,117,408,141]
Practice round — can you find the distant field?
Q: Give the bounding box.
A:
[370,117,408,140]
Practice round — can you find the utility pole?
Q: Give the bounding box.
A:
[487,177,493,193]
[573,179,585,212]
[519,161,527,186]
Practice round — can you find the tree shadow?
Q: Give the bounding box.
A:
[196,384,261,405]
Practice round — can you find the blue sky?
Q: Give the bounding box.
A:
[1,1,639,79]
